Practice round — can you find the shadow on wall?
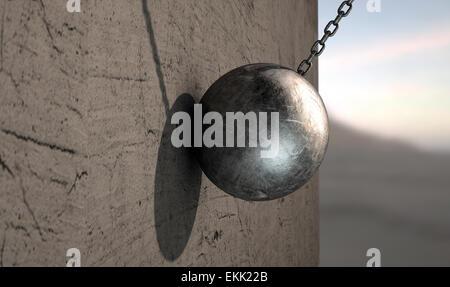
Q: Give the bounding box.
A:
[154,94,202,261]
[142,0,201,261]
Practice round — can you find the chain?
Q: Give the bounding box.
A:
[297,0,354,76]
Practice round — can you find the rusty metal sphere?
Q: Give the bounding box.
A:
[196,63,329,201]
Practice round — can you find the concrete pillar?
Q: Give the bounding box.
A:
[0,0,318,266]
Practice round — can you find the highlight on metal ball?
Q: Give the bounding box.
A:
[194,63,329,201]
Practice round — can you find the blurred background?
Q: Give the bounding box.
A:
[318,0,450,266]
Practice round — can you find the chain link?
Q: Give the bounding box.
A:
[297,0,354,76]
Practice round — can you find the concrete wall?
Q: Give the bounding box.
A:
[0,0,318,266]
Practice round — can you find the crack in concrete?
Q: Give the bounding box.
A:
[3,70,19,88]
[8,222,31,237]
[39,0,53,40]
[146,128,158,136]
[0,3,24,98]
[65,104,82,118]
[68,170,88,194]
[19,181,45,241]
[0,228,5,267]
[38,0,62,54]
[0,128,76,154]
[12,41,38,57]
[0,154,14,177]
[50,177,68,187]
[218,213,236,220]
[62,22,84,36]
[0,2,4,72]
[89,73,148,82]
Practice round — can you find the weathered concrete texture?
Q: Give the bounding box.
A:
[0,0,318,266]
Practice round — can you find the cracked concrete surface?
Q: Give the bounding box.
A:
[0,0,318,266]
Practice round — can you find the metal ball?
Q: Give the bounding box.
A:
[196,63,329,201]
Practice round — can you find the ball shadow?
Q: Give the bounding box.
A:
[154,93,201,261]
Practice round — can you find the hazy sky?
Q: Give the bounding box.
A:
[318,0,450,152]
